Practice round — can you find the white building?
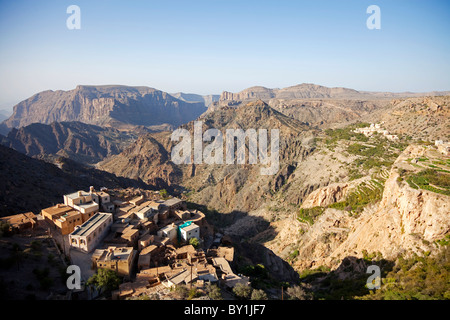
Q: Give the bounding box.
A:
[64,190,99,217]
[157,223,178,242]
[179,223,200,243]
[69,212,113,253]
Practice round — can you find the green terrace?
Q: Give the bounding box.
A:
[297,170,389,225]
[404,169,450,196]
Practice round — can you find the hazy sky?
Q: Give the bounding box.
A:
[0,0,449,110]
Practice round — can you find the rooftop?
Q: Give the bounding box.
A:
[181,223,199,232]
[41,204,73,217]
[70,212,112,237]
[65,190,90,200]
[163,197,183,207]
[94,246,134,262]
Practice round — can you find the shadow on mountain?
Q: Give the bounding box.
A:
[0,145,156,217]
[299,255,395,300]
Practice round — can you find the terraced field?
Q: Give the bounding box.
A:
[328,169,389,214]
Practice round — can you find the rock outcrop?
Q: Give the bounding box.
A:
[300,182,353,208]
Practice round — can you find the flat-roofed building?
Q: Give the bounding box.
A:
[157,223,178,243]
[163,197,186,213]
[53,210,84,235]
[129,195,145,206]
[92,246,136,277]
[137,244,160,270]
[41,204,84,235]
[41,204,73,222]
[69,212,113,252]
[64,190,93,207]
[64,190,99,217]
[0,212,37,232]
[179,223,200,243]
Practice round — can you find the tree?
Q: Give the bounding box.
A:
[0,221,11,237]
[251,289,268,300]
[172,284,189,299]
[87,268,121,296]
[206,283,223,300]
[189,237,200,249]
[286,285,310,300]
[159,189,169,199]
[232,283,252,300]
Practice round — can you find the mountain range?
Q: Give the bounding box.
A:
[0,85,208,135]
[1,82,449,294]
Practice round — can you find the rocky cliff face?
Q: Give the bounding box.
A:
[300,182,353,208]
[170,92,220,107]
[1,85,207,132]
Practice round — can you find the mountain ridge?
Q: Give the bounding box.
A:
[0,85,208,135]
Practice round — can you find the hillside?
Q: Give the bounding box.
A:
[0,144,153,217]
[214,84,450,129]
[0,85,207,134]
[1,121,139,165]
[98,100,317,212]
[375,96,450,141]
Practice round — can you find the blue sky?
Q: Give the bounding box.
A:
[0,0,449,110]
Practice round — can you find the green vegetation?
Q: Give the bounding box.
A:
[324,123,370,145]
[328,178,385,214]
[232,282,252,299]
[406,169,450,196]
[297,207,325,225]
[159,189,169,200]
[298,265,331,281]
[206,283,223,300]
[189,237,200,249]
[32,267,53,290]
[359,245,450,300]
[0,221,11,237]
[347,143,397,170]
[251,289,268,300]
[435,234,450,247]
[87,268,121,296]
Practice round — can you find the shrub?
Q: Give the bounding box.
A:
[189,237,200,249]
[232,283,252,300]
[251,289,268,300]
[206,283,223,300]
[286,285,311,300]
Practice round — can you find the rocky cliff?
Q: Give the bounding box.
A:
[1,85,207,133]
[265,145,450,272]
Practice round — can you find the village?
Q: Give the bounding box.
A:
[0,187,250,300]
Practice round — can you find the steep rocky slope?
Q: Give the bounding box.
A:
[254,144,450,273]
[1,85,207,133]
[99,100,318,212]
[219,83,450,102]
[2,121,138,165]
